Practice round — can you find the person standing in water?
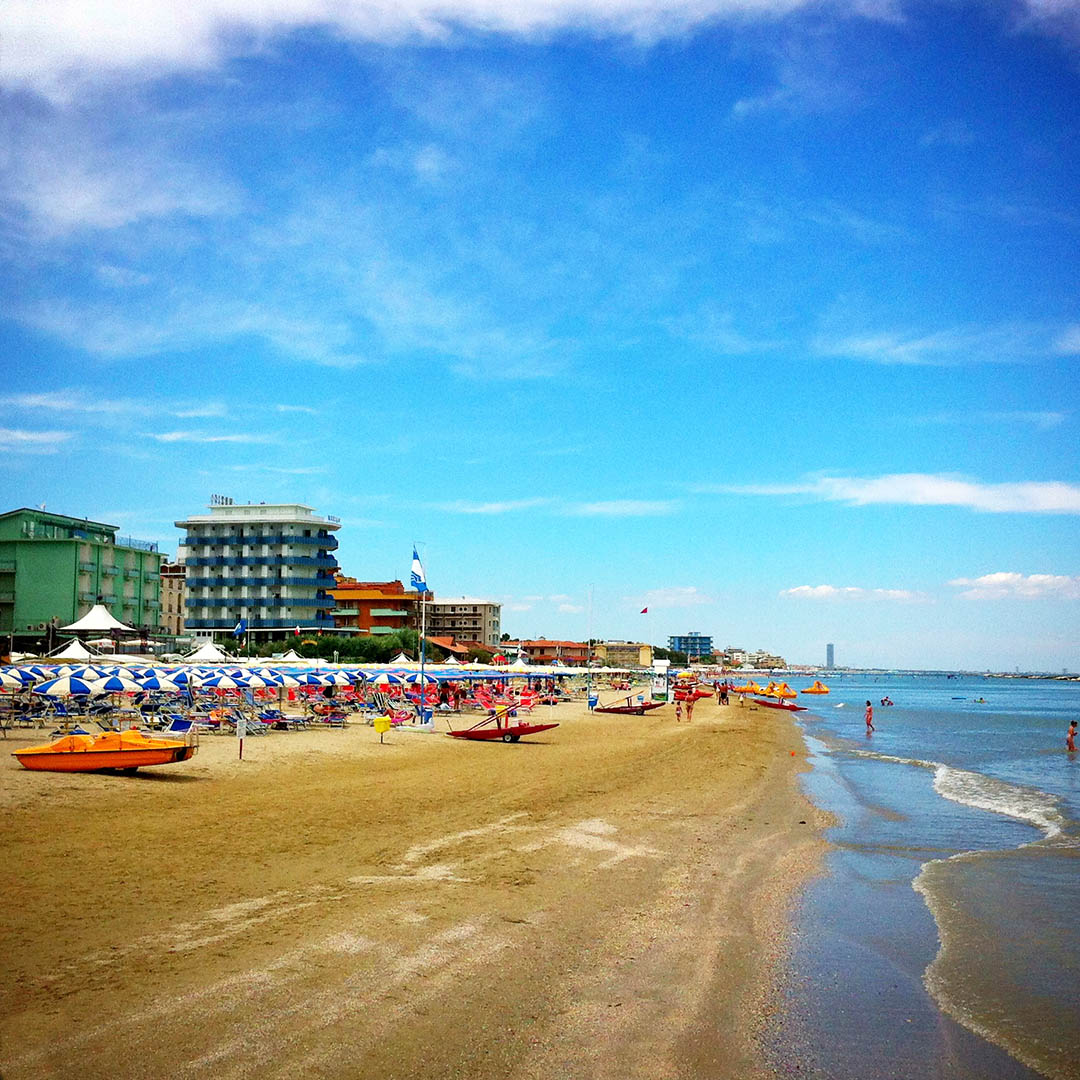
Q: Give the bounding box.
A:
[865,700,875,734]
[1067,720,1077,752]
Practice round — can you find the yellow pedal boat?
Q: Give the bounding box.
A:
[13,729,198,773]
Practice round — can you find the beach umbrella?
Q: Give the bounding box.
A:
[1,667,37,686]
[33,675,103,697]
[137,675,184,693]
[287,672,331,686]
[319,671,358,686]
[0,670,32,689]
[369,672,406,686]
[403,671,440,685]
[194,674,252,690]
[64,665,113,681]
[91,673,144,694]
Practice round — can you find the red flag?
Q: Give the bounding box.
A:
[294,625,300,636]
[640,607,648,614]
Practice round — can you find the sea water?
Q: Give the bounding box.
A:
[771,675,1080,1080]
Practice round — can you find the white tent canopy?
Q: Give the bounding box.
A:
[60,604,134,633]
[186,641,231,662]
[278,649,304,662]
[46,638,95,661]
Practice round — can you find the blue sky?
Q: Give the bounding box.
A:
[2,0,1078,670]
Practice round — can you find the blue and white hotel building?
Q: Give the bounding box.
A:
[176,499,339,640]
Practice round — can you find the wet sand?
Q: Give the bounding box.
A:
[0,697,826,1079]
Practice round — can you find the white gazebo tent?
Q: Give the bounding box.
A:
[60,604,135,635]
[186,641,232,663]
[46,638,96,661]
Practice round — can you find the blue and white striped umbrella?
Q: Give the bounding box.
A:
[92,673,145,694]
[319,671,358,686]
[33,675,104,697]
[368,672,406,686]
[194,674,252,689]
[402,671,440,685]
[137,675,185,692]
[1,666,37,686]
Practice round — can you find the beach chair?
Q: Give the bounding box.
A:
[162,716,194,736]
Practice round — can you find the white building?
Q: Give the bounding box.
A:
[176,499,340,641]
[426,597,501,647]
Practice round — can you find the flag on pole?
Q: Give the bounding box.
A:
[294,625,300,636]
[640,607,648,614]
[410,547,427,592]
[232,618,248,638]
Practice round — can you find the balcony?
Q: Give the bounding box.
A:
[78,560,96,572]
[0,591,14,603]
[333,608,359,617]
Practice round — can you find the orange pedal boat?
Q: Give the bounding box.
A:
[13,728,198,773]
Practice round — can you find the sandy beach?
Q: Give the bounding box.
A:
[0,697,825,1080]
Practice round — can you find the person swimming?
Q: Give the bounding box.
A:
[1067,720,1077,753]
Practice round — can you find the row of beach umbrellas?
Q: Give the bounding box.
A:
[0,662,548,698]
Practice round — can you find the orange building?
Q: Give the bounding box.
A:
[329,577,423,636]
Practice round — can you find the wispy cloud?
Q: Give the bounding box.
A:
[814,323,1053,365]
[948,572,1080,601]
[703,473,1080,513]
[914,410,1066,430]
[223,464,327,475]
[634,586,713,608]
[920,119,976,148]
[0,389,229,420]
[1054,324,1080,354]
[275,404,318,415]
[0,427,74,453]
[567,500,677,517]
[3,1,896,99]
[148,430,274,444]
[437,498,552,515]
[781,584,928,602]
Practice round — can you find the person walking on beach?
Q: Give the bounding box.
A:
[1067,720,1077,752]
[685,695,695,723]
[675,698,683,723]
[865,700,875,734]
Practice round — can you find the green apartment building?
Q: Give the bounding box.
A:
[0,508,165,644]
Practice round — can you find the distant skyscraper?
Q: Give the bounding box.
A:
[826,643,835,669]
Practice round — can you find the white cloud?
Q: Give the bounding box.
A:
[1054,324,1080,354]
[0,427,74,453]
[437,498,552,514]
[149,430,274,444]
[947,572,1080,600]
[709,473,1080,514]
[635,586,712,608]
[915,410,1066,430]
[814,323,1051,365]
[2,0,849,99]
[568,500,676,516]
[557,603,586,613]
[781,584,927,602]
[275,404,318,415]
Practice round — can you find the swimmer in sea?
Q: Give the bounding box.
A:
[1067,720,1077,753]
[865,700,875,734]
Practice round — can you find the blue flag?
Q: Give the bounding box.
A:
[232,618,248,638]
[410,547,427,592]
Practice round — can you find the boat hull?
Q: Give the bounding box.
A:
[751,699,808,712]
[594,702,665,715]
[13,731,198,773]
[447,722,559,742]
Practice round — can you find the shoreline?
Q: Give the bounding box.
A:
[0,697,825,1079]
